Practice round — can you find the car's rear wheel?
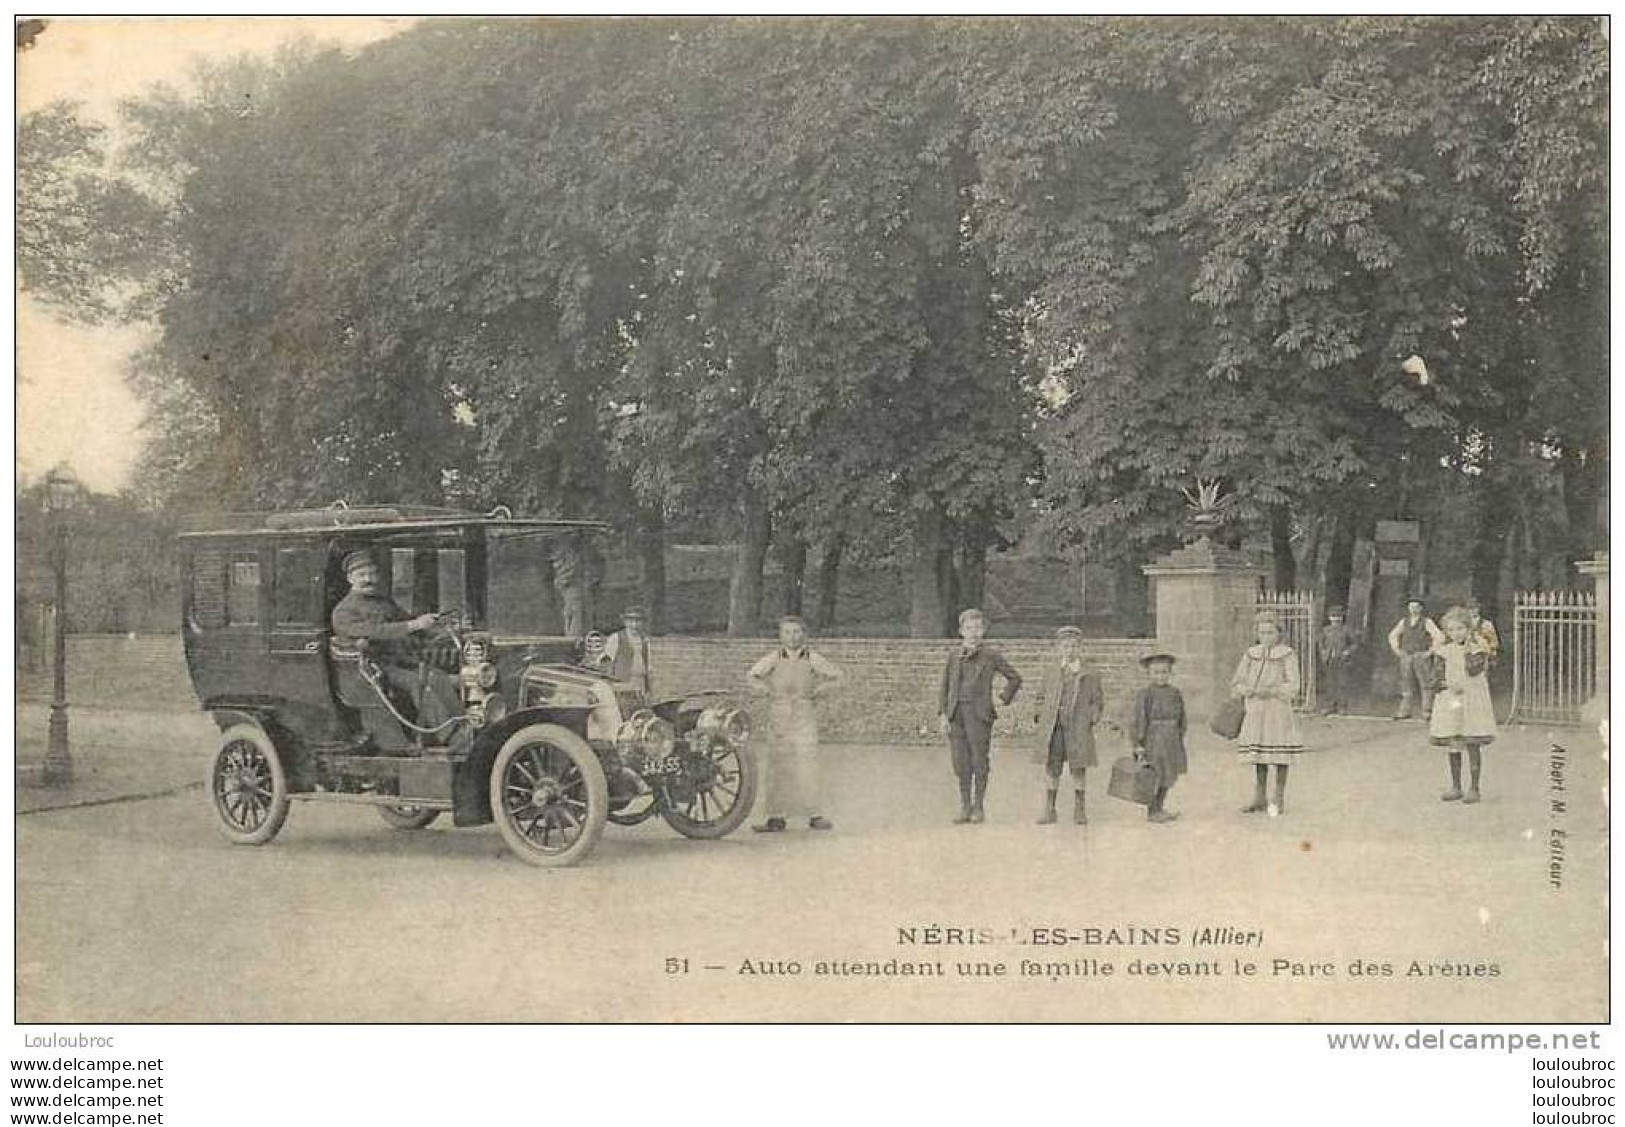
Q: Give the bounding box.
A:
[660,739,758,840]
[489,724,608,867]
[377,805,440,830]
[208,724,291,846]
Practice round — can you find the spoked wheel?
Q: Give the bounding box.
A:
[489,724,608,867]
[208,724,291,846]
[660,738,758,840]
[377,805,440,831]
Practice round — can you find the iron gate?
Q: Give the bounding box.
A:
[1508,591,1598,726]
[1256,590,1318,712]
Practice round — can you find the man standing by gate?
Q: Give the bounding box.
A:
[1387,597,1443,720]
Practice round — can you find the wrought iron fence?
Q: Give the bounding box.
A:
[1508,591,1598,726]
[1255,590,1318,712]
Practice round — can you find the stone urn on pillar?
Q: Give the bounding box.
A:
[1143,481,1260,723]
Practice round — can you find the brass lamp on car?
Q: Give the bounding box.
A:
[695,704,752,745]
[616,710,676,761]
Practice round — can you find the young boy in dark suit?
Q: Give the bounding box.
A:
[938,608,1022,824]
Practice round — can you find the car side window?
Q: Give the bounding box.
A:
[385,546,466,617]
[274,548,323,627]
[191,550,227,628]
[226,554,261,626]
[438,549,466,619]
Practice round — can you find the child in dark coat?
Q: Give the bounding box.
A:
[1032,625,1104,825]
[1129,653,1188,824]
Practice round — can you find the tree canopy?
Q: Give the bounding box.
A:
[19,15,1608,633]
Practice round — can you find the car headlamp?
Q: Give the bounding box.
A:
[695,705,752,745]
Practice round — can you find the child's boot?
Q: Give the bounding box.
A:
[1073,789,1087,825]
[1037,788,1058,825]
[1242,765,1269,813]
[1464,745,1482,803]
[969,773,987,823]
[1442,750,1463,802]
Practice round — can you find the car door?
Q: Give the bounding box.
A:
[267,540,349,740]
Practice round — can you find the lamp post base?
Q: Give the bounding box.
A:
[43,704,72,787]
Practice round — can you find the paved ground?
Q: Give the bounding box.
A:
[15,711,1607,1022]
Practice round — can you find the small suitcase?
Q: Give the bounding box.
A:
[1107,755,1160,806]
[1208,697,1246,740]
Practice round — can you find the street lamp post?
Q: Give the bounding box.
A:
[42,464,79,786]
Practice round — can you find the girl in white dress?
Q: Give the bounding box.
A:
[1429,607,1497,804]
[1233,613,1304,817]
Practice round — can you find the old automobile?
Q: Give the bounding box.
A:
[179,504,756,867]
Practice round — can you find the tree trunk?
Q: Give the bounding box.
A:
[957,535,988,615]
[812,532,845,632]
[636,507,667,635]
[1116,554,1150,638]
[1269,505,1297,592]
[776,526,808,617]
[1323,511,1357,613]
[1471,475,1517,622]
[1301,515,1324,592]
[727,495,771,637]
[908,505,947,638]
[1559,443,1605,561]
[937,542,960,638]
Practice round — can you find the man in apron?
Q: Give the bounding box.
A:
[747,615,844,832]
[1386,597,1443,719]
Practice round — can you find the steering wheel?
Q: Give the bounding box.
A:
[417,613,464,672]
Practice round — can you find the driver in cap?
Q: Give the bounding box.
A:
[331,549,463,735]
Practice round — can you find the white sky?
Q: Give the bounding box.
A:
[14,17,415,494]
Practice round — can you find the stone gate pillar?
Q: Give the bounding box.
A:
[1144,538,1261,723]
[1577,551,1608,726]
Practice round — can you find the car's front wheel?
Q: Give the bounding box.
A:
[660,738,758,840]
[489,724,608,867]
[208,723,291,846]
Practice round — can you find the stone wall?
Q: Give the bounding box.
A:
[17,634,1159,746]
[649,636,1152,742]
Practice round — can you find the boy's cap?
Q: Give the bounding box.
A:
[622,606,646,620]
[1139,652,1177,669]
[1327,607,1346,619]
[958,608,985,626]
[1054,625,1083,639]
[342,550,377,575]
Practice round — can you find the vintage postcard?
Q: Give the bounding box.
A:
[14,15,1609,1026]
